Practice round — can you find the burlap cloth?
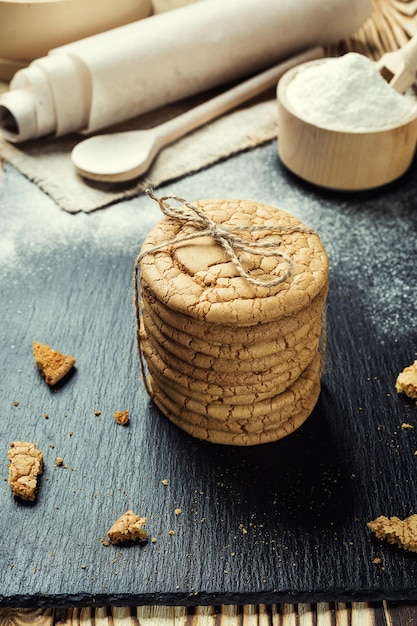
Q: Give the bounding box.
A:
[0,0,413,213]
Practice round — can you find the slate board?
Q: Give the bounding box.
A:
[1,143,417,608]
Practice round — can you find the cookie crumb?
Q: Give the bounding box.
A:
[401,423,413,429]
[55,457,63,466]
[372,557,382,564]
[368,514,417,552]
[101,537,109,547]
[107,510,147,545]
[94,410,101,416]
[7,441,44,501]
[32,340,76,386]
[168,529,175,536]
[114,410,129,425]
[396,361,417,400]
[161,479,169,486]
[13,401,19,407]
[174,508,182,516]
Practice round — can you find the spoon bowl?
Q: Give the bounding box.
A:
[277,58,417,191]
[72,129,161,182]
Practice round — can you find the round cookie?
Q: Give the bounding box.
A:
[141,327,321,388]
[140,314,321,375]
[141,296,322,361]
[139,198,328,325]
[150,354,320,422]
[142,321,321,401]
[150,368,321,446]
[141,306,321,373]
[141,281,328,346]
[146,351,313,405]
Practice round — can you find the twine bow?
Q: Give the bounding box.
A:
[138,189,318,288]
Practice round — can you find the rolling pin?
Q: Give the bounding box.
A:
[0,0,372,142]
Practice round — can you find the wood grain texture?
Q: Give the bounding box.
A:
[277,61,417,192]
[328,0,417,58]
[3,603,417,626]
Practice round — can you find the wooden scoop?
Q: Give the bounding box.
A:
[376,32,417,93]
[71,47,323,183]
[277,57,417,191]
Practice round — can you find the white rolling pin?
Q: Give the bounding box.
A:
[0,0,372,143]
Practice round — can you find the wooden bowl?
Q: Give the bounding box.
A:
[0,0,152,80]
[277,59,417,191]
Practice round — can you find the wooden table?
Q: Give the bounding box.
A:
[2,602,417,626]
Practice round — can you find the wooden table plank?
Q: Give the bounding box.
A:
[3,603,417,626]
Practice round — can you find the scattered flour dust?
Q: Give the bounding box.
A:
[279,193,417,341]
[286,52,417,131]
[0,168,161,272]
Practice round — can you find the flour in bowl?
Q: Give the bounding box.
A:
[286,52,417,131]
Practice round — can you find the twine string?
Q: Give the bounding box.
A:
[134,263,153,398]
[139,188,318,289]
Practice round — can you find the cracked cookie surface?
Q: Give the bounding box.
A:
[138,198,328,445]
[107,510,147,544]
[140,199,328,324]
[8,441,44,501]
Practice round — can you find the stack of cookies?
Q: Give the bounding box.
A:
[137,195,328,446]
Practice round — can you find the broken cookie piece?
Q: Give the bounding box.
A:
[32,340,76,386]
[114,410,129,425]
[8,441,44,501]
[107,510,147,544]
[367,514,417,552]
[396,360,417,400]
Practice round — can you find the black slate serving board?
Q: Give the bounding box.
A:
[1,143,417,608]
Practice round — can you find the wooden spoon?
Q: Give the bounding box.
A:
[376,32,417,93]
[71,47,323,183]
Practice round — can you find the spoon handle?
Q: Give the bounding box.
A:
[153,46,324,148]
[377,32,417,93]
[400,32,417,77]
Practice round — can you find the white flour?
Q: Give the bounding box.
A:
[286,52,417,131]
